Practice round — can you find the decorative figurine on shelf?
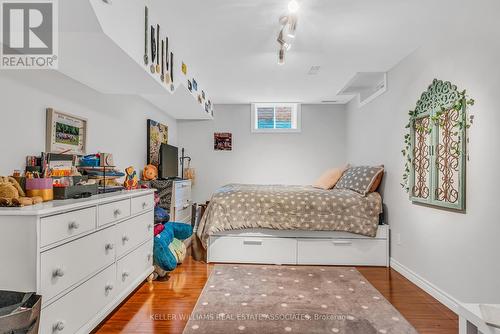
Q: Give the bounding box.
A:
[142,164,158,181]
[123,166,139,190]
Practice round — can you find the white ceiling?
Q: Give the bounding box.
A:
[153,0,494,104]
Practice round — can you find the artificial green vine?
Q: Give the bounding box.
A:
[401,89,474,193]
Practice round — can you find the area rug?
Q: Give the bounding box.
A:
[183,264,417,334]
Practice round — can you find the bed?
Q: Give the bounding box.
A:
[197,184,389,267]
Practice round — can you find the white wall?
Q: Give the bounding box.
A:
[178,104,347,202]
[345,34,500,302]
[0,70,177,175]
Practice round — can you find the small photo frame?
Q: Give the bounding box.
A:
[192,79,198,91]
[46,108,87,155]
[202,90,205,99]
[188,80,192,92]
[214,132,232,151]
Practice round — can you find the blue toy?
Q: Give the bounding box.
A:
[153,222,193,271]
[154,207,170,224]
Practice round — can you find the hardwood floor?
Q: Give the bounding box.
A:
[93,258,458,334]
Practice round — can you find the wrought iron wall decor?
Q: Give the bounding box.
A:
[401,79,475,211]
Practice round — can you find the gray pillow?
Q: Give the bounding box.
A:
[335,166,384,195]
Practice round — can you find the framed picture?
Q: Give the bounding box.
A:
[147,119,169,166]
[214,132,232,151]
[46,108,87,155]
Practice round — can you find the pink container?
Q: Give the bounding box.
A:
[25,178,53,202]
[25,178,53,190]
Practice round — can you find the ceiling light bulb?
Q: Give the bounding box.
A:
[288,0,299,13]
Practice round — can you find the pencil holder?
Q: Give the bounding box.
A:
[25,178,53,202]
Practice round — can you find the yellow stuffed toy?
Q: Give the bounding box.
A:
[142,164,158,181]
[0,176,43,207]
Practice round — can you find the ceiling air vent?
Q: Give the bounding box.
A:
[308,66,321,75]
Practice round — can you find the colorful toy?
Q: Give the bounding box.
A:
[153,222,193,272]
[123,166,139,190]
[142,164,158,181]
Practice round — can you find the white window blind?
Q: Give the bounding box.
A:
[252,103,301,133]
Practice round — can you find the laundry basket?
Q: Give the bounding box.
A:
[0,291,41,334]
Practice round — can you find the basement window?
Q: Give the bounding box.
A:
[251,103,301,133]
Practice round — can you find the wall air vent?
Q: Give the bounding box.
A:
[308,66,321,75]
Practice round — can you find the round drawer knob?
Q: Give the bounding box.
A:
[68,221,79,229]
[52,268,64,278]
[105,243,114,251]
[142,202,147,208]
[122,272,130,280]
[53,321,65,331]
[105,284,114,292]
[114,209,121,217]
[147,224,153,230]
[122,235,129,242]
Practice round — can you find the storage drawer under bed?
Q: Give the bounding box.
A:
[297,238,388,266]
[208,236,297,265]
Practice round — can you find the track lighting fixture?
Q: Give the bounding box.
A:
[276,1,299,64]
[287,15,297,38]
[278,47,285,65]
[277,29,292,51]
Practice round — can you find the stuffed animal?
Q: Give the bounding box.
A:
[123,166,139,190]
[153,222,193,272]
[143,164,158,181]
[0,176,43,207]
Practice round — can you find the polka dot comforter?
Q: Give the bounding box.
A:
[197,184,382,248]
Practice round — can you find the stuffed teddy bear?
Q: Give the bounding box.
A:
[142,164,158,181]
[123,166,139,190]
[153,222,193,273]
[0,176,43,207]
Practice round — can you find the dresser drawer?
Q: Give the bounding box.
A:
[39,264,116,334]
[297,238,388,266]
[131,194,154,215]
[98,199,131,226]
[40,226,115,301]
[40,207,96,247]
[116,240,153,293]
[116,211,153,258]
[174,182,191,206]
[208,236,296,264]
[174,204,191,222]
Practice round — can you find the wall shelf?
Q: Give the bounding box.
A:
[57,0,213,120]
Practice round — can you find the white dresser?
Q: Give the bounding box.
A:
[170,179,192,225]
[0,189,155,334]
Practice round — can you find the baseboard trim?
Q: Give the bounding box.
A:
[390,257,460,314]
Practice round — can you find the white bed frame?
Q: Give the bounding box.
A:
[207,225,390,267]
